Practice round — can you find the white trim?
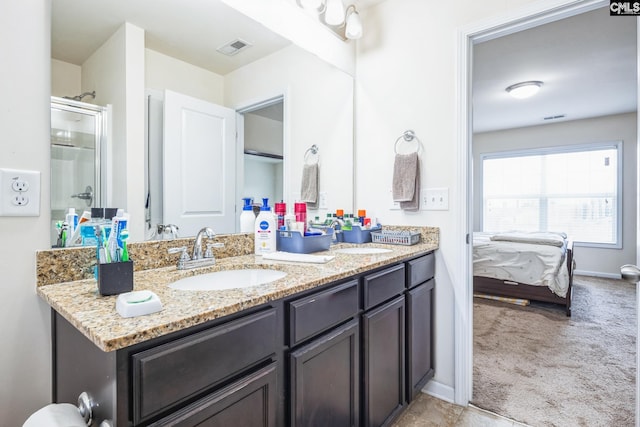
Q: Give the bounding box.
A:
[573,270,623,280]
[423,380,456,404]
[455,0,609,407]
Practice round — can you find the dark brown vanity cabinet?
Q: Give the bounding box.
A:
[53,305,282,427]
[287,279,360,427]
[406,253,435,402]
[52,251,436,427]
[362,265,406,427]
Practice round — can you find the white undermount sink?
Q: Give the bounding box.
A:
[335,247,393,255]
[168,269,287,291]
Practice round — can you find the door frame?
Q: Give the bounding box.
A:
[235,94,287,232]
[454,0,611,406]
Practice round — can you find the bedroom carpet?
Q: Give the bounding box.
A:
[472,275,636,427]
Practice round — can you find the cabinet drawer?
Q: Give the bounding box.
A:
[132,308,277,424]
[363,264,405,310]
[149,362,277,427]
[407,253,435,288]
[289,279,359,346]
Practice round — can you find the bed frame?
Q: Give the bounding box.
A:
[473,241,574,316]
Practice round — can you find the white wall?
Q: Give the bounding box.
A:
[145,49,224,105]
[51,58,80,98]
[225,44,354,214]
[473,113,637,276]
[244,113,283,156]
[81,23,146,242]
[0,0,52,425]
[355,0,540,399]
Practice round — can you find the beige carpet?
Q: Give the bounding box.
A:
[472,275,636,427]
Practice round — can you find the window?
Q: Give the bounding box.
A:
[481,142,621,247]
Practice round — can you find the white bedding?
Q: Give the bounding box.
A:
[473,232,570,298]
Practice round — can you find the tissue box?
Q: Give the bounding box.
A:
[276,229,333,253]
[97,261,134,296]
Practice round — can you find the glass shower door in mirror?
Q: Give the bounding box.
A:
[50,97,108,246]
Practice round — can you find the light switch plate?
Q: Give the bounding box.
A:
[319,192,328,210]
[421,187,449,211]
[0,168,41,216]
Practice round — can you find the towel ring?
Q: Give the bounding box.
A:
[304,144,320,165]
[394,130,422,154]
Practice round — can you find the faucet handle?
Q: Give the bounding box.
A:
[168,246,190,261]
[205,242,224,258]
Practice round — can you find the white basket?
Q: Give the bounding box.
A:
[371,230,421,246]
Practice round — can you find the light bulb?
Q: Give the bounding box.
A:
[345,8,363,39]
[324,0,345,25]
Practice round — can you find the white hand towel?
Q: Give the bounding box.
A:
[301,163,319,209]
[392,152,418,202]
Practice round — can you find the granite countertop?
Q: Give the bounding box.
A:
[37,236,438,352]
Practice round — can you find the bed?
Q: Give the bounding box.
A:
[473,231,575,316]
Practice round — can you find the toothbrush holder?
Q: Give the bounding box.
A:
[97,261,134,296]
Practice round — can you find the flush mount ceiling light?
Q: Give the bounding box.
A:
[505,81,543,99]
[296,0,363,40]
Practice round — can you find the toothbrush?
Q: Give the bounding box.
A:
[120,229,129,262]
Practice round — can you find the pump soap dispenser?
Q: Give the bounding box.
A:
[240,197,256,233]
[254,198,276,255]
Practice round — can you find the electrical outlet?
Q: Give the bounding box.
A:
[12,195,29,206]
[11,180,29,192]
[421,187,449,211]
[0,168,40,216]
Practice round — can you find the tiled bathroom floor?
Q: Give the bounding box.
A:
[392,393,529,427]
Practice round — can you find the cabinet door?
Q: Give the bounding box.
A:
[149,362,277,427]
[290,319,359,427]
[363,296,405,427]
[406,279,435,401]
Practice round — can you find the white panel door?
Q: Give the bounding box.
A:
[163,90,236,236]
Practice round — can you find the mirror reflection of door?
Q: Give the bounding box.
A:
[240,98,284,215]
[50,97,107,246]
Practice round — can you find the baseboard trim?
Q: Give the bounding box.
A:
[574,270,621,280]
[422,380,455,404]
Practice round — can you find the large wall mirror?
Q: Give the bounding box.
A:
[50,0,354,245]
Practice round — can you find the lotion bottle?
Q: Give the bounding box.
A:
[240,197,256,233]
[254,198,276,255]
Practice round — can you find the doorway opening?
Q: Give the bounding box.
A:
[238,97,285,217]
[458,0,638,412]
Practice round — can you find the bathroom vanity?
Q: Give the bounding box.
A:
[38,227,437,427]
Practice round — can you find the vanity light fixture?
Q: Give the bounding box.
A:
[505,81,543,99]
[296,0,363,40]
[344,5,363,39]
[324,0,346,25]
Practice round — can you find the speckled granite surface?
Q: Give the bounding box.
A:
[36,226,438,352]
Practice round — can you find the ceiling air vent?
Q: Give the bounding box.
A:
[543,114,566,121]
[217,39,252,56]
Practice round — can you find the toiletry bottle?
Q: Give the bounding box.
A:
[240,197,256,233]
[358,209,366,226]
[294,202,307,233]
[275,202,286,230]
[284,210,296,231]
[65,208,78,238]
[254,198,276,255]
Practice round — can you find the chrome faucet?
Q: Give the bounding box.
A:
[193,227,216,260]
[168,227,224,270]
